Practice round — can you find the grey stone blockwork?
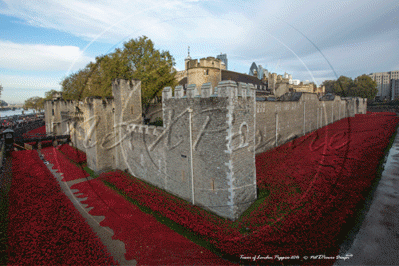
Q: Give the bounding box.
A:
[254,93,367,154]
[160,80,257,220]
[44,79,367,221]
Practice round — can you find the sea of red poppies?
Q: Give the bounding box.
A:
[21,126,53,148]
[70,178,232,265]
[41,147,89,181]
[6,150,117,265]
[99,112,399,265]
[22,125,46,138]
[57,144,87,164]
[37,144,231,264]
[5,112,398,265]
[98,170,238,244]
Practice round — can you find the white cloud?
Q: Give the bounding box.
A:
[0,41,94,71]
[0,1,196,42]
[0,74,62,104]
[0,0,398,87]
[0,73,62,89]
[281,28,399,81]
[0,0,253,46]
[225,18,399,84]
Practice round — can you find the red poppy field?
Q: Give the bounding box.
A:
[22,125,46,138]
[20,126,52,149]
[99,112,399,265]
[57,144,87,164]
[70,178,232,265]
[6,150,117,265]
[41,147,89,181]
[3,112,398,265]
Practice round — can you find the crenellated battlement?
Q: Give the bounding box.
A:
[162,80,256,99]
[45,77,367,222]
[83,97,114,110]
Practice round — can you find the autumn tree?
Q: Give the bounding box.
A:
[24,96,45,111]
[82,50,132,98]
[321,75,377,100]
[61,66,92,100]
[121,36,177,110]
[25,89,61,111]
[349,75,378,99]
[60,36,177,111]
[44,89,60,100]
[333,76,354,97]
[321,80,335,94]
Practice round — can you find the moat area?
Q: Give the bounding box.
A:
[1,111,398,265]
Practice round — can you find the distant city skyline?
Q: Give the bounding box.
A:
[0,0,398,103]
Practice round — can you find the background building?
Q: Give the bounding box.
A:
[176,55,268,93]
[248,63,324,97]
[369,70,399,100]
[216,53,228,70]
[176,55,325,99]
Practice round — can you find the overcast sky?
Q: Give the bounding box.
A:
[0,0,398,103]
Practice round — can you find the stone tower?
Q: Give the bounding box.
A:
[161,80,257,220]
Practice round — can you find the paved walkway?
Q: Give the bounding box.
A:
[334,127,399,265]
[39,150,136,265]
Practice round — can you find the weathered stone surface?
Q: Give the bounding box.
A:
[44,78,367,221]
[254,93,366,154]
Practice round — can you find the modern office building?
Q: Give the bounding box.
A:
[369,70,399,100]
[216,53,228,70]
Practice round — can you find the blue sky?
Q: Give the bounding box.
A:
[0,0,398,104]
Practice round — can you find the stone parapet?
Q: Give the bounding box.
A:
[44,78,367,221]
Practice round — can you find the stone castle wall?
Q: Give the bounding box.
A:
[44,79,367,221]
[44,100,76,136]
[254,94,367,154]
[158,81,257,219]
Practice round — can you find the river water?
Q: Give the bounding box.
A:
[0,109,37,118]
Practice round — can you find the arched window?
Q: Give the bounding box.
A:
[240,123,248,147]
